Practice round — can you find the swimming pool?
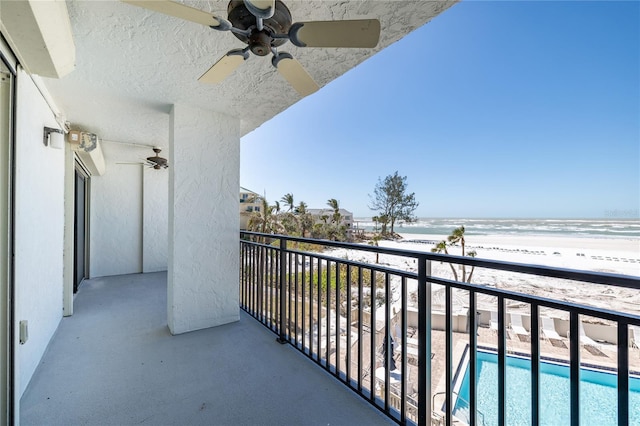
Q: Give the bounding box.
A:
[453,350,640,425]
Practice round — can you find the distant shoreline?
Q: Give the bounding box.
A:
[351,217,640,240]
[353,217,640,221]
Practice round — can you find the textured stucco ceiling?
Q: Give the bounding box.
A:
[42,0,456,146]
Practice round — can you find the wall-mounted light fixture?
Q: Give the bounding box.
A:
[43,126,64,149]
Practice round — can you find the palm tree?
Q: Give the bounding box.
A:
[323,199,347,241]
[466,250,478,282]
[447,226,467,281]
[280,211,297,235]
[431,240,458,281]
[294,201,307,215]
[379,214,389,235]
[281,193,295,212]
[432,226,476,283]
[248,198,274,236]
[295,201,312,237]
[368,233,382,263]
[247,197,289,237]
[326,198,341,224]
[278,193,297,234]
[447,226,466,255]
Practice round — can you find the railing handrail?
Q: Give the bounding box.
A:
[240,231,640,324]
[240,231,640,290]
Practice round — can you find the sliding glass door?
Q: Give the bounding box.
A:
[74,166,89,292]
[0,45,15,425]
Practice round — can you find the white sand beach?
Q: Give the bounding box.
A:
[327,233,640,317]
[396,233,640,275]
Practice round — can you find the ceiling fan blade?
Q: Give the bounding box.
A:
[289,19,381,48]
[244,0,275,19]
[199,49,249,84]
[121,1,221,28]
[272,53,319,97]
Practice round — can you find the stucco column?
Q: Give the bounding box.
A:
[168,104,240,335]
[142,167,168,273]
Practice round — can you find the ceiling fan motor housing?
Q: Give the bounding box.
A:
[228,0,292,56]
[147,147,168,169]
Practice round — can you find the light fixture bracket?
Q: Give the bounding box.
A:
[43,126,64,147]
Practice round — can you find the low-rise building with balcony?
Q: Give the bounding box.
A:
[240,187,263,230]
[308,208,355,234]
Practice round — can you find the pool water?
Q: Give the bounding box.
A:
[453,351,640,425]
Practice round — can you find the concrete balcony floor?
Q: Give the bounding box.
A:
[21,272,392,425]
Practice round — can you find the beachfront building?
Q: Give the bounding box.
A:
[239,187,263,230]
[308,208,354,235]
[2,1,637,425]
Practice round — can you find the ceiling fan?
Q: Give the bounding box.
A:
[117,147,169,169]
[146,147,169,169]
[122,0,381,96]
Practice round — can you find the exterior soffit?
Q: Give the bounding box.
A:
[0,0,75,78]
[40,1,457,145]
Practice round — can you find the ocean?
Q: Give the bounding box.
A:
[352,218,640,239]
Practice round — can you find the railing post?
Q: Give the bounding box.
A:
[346,264,352,383]
[277,238,287,344]
[618,322,629,426]
[418,256,432,425]
[369,269,376,403]
[497,296,506,426]
[445,275,453,426]
[469,292,477,426]
[326,260,332,368]
[400,276,408,424]
[531,304,540,426]
[569,311,580,426]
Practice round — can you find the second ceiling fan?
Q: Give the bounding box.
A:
[123,0,381,96]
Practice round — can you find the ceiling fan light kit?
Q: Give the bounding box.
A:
[123,0,381,97]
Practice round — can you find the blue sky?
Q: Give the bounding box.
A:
[240,1,639,219]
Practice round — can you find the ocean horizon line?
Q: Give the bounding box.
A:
[352,216,640,221]
[349,217,639,239]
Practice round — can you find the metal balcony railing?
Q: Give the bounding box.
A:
[239,231,640,425]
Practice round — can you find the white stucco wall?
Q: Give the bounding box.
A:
[168,104,240,334]
[143,167,168,272]
[14,67,65,396]
[90,142,169,277]
[90,143,143,277]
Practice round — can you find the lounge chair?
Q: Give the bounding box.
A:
[631,326,640,349]
[578,320,600,349]
[541,317,563,342]
[394,324,418,358]
[509,313,529,340]
[490,311,498,334]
